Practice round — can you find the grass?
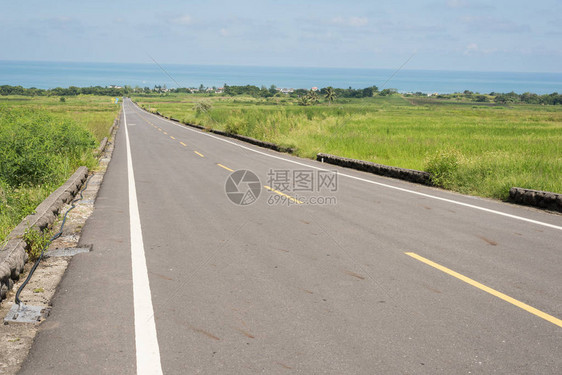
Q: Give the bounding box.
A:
[133,93,562,200]
[1,95,119,142]
[0,95,120,242]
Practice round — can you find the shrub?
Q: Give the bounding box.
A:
[193,100,212,114]
[23,226,52,262]
[0,106,95,187]
[425,149,466,188]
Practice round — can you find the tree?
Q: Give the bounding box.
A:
[362,86,375,98]
[308,90,319,104]
[269,85,277,96]
[379,88,397,96]
[325,86,336,105]
[298,95,311,106]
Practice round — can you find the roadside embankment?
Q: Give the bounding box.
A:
[0,107,122,303]
[317,153,433,185]
[509,188,562,213]
[0,167,88,302]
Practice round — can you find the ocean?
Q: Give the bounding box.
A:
[1,60,561,94]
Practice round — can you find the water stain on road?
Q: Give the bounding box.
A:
[477,235,498,246]
[191,326,220,341]
[236,328,255,339]
[344,270,365,280]
[422,283,442,294]
[149,271,174,281]
[276,362,293,369]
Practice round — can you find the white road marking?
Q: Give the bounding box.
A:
[123,103,164,375]
[133,101,562,232]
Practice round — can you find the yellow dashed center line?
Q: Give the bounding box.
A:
[180,142,187,147]
[194,151,204,158]
[163,131,168,135]
[263,186,303,204]
[158,128,162,132]
[405,252,562,328]
[170,136,175,140]
[217,164,234,172]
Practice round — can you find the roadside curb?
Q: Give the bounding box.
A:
[134,101,294,153]
[97,114,120,156]
[509,187,562,213]
[0,167,88,302]
[0,108,122,303]
[317,153,434,186]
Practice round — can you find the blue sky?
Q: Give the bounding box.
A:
[1,0,561,72]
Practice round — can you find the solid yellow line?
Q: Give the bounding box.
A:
[180,142,187,147]
[263,185,303,204]
[217,163,234,172]
[194,151,204,158]
[170,136,175,140]
[405,252,562,328]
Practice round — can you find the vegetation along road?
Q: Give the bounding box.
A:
[134,90,562,200]
[18,98,562,374]
[0,95,120,241]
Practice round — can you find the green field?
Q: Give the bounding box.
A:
[133,93,562,199]
[0,95,120,241]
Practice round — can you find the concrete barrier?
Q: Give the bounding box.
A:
[509,187,562,212]
[317,153,433,186]
[97,137,108,155]
[0,167,89,302]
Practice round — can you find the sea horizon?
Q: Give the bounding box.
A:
[1,59,561,95]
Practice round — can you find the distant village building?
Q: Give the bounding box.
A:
[109,85,122,89]
[276,88,294,94]
[311,87,319,91]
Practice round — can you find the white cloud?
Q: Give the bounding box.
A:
[463,42,498,55]
[173,15,193,25]
[461,16,531,33]
[330,16,368,27]
[446,0,493,10]
[464,42,478,55]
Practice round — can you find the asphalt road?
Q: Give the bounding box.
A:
[20,98,562,374]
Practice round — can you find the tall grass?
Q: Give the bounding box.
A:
[0,96,119,241]
[135,94,562,199]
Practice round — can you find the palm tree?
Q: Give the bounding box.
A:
[308,90,319,104]
[325,87,336,105]
[298,95,311,106]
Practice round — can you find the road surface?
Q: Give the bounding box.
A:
[20,98,562,374]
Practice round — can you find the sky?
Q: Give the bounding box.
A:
[1,0,561,73]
